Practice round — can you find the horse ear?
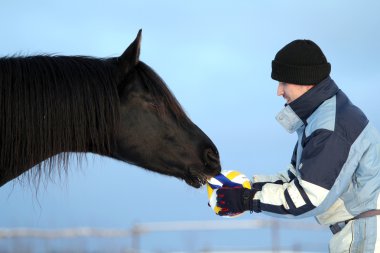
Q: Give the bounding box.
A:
[119,29,142,74]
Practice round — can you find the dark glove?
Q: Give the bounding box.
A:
[216,186,259,216]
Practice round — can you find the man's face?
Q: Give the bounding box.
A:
[277,82,314,104]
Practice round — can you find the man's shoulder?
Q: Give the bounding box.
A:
[305,91,369,142]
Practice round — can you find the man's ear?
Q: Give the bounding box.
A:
[118,29,142,74]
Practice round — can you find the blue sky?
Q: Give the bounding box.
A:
[1,0,380,252]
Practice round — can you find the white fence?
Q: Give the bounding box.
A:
[0,219,328,253]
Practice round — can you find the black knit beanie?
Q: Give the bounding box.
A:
[271,40,331,85]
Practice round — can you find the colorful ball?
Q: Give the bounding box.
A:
[207,170,252,217]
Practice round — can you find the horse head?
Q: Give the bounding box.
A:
[111,30,221,188]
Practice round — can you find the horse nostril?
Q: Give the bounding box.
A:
[204,148,220,169]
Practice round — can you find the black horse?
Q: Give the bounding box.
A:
[0,30,221,188]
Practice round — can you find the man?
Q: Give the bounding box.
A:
[216,40,380,252]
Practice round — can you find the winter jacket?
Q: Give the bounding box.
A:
[252,76,380,226]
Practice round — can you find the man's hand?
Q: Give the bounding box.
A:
[216,186,258,216]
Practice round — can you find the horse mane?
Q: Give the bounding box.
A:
[0,55,120,184]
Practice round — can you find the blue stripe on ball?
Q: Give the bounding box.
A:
[214,174,242,188]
